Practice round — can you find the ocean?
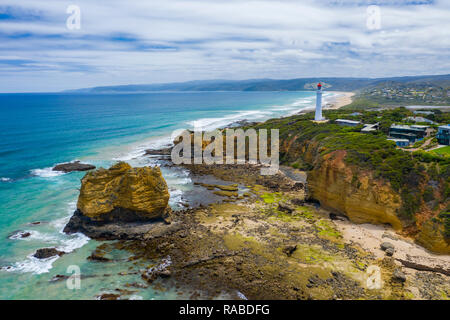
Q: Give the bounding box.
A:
[0,91,333,299]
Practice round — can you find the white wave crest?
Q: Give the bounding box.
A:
[2,255,59,274]
[31,167,65,178]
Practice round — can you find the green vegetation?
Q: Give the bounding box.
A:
[438,211,450,239]
[248,107,449,218]
[431,146,450,156]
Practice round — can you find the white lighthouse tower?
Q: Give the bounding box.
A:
[315,82,323,121]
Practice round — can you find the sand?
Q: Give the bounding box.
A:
[334,219,450,274]
[325,91,355,109]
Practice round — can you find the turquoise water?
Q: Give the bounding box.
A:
[0,91,327,299]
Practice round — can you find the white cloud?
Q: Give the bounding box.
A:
[0,0,449,91]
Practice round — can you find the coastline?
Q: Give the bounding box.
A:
[296,91,355,114]
[325,91,355,109]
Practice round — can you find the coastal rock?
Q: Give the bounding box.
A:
[416,218,450,254]
[307,150,403,230]
[144,147,173,156]
[380,242,395,251]
[392,269,406,283]
[385,248,395,256]
[282,245,297,257]
[64,162,175,240]
[76,162,169,221]
[53,161,96,173]
[33,248,65,259]
[278,202,294,213]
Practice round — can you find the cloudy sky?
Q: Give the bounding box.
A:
[0,0,449,92]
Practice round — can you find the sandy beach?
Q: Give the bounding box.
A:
[326,91,355,109]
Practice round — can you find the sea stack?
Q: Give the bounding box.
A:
[64,162,172,239]
[314,82,323,121]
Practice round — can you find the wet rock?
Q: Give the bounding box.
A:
[282,245,297,257]
[392,269,406,283]
[156,269,171,278]
[385,247,395,256]
[97,293,120,300]
[380,242,395,251]
[53,161,96,173]
[88,252,111,262]
[50,274,69,282]
[33,248,65,259]
[213,190,238,197]
[144,147,173,156]
[278,202,294,213]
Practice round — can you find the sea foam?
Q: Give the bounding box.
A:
[31,167,65,178]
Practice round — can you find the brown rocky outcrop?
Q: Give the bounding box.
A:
[307,150,403,230]
[64,162,172,239]
[307,150,449,254]
[76,162,169,221]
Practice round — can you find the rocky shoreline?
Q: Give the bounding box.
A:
[60,151,449,299]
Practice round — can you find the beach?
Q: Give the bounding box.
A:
[326,91,355,109]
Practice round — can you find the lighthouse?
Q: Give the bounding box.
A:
[315,83,323,121]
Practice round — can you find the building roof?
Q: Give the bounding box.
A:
[388,138,410,143]
[390,124,426,132]
[438,124,450,130]
[336,119,361,125]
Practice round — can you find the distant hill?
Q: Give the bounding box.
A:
[66,74,450,93]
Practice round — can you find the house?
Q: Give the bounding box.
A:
[389,124,427,143]
[335,119,361,127]
[437,124,450,145]
[403,116,436,124]
[361,123,379,133]
[413,110,434,116]
[388,139,410,147]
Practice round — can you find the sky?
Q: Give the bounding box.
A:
[0,0,449,92]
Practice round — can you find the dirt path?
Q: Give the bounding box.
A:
[403,138,433,152]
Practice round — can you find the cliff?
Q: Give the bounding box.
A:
[306,150,449,254]
[307,150,403,230]
[77,162,169,221]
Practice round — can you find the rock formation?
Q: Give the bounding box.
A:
[64,162,173,239]
[307,150,449,254]
[307,150,403,230]
[76,162,169,221]
[53,161,96,173]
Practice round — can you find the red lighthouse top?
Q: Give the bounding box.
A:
[317,83,322,90]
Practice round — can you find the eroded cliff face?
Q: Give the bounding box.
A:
[416,219,450,254]
[77,162,169,221]
[307,150,403,230]
[307,150,449,254]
